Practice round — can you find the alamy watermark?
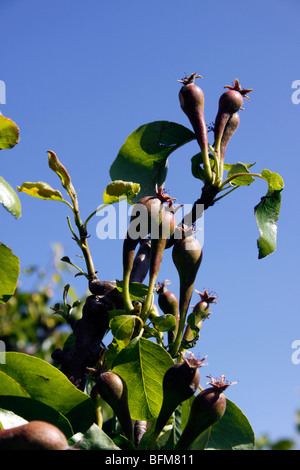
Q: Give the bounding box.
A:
[291,340,300,365]
[0,80,6,114]
[291,80,300,104]
[95,198,205,247]
[0,340,6,364]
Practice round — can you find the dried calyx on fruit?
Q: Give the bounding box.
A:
[0,421,69,450]
[150,353,207,447]
[175,374,236,450]
[94,371,134,443]
[214,78,252,153]
[178,73,212,183]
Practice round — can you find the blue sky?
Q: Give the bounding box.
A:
[1,0,300,445]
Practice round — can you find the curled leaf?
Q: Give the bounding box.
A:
[17,182,64,202]
[254,170,284,259]
[103,180,140,204]
[48,151,72,191]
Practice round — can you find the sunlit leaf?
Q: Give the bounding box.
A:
[110,121,195,202]
[0,176,21,218]
[0,243,20,304]
[17,181,64,202]
[103,180,140,204]
[112,337,174,420]
[0,352,95,434]
[0,115,19,150]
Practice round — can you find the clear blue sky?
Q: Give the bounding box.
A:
[1,0,300,445]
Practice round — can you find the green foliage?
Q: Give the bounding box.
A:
[0,76,287,451]
[0,352,95,435]
[0,243,20,304]
[109,121,195,202]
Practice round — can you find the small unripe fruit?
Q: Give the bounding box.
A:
[214,78,252,150]
[156,280,179,343]
[178,73,211,182]
[172,235,202,318]
[0,421,69,450]
[176,375,236,450]
[95,371,133,443]
[150,353,206,446]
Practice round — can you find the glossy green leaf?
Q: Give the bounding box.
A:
[110,121,195,201]
[0,396,73,437]
[227,162,255,186]
[109,314,141,343]
[223,161,256,171]
[0,243,20,304]
[152,314,177,332]
[103,180,140,204]
[116,280,148,301]
[75,423,120,450]
[0,352,95,434]
[112,337,174,420]
[17,181,64,202]
[191,152,215,182]
[0,408,27,429]
[0,115,19,150]
[0,176,21,218]
[254,170,284,259]
[189,399,255,450]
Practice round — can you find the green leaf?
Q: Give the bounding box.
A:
[75,423,121,450]
[254,170,284,259]
[0,243,20,304]
[151,314,177,332]
[109,314,141,343]
[0,408,27,429]
[0,176,21,218]
[103,180,140,204]
[191,152,215,182]
[112,337,174,420]
[0,396,73,438]
[189,399,255,450]
[116,280,148,301]
[223,161,256,171]
[110,121,195,201]
[17,181,65,202]
[0,352,95,434]
[227,162,255,186]
[0,115,20,150]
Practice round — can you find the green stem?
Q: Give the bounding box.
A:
[212,185,239,202]
[83,203,108,229]
[67,183,97,281]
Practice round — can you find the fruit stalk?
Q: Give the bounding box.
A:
[141,208,176,321]
[169,234,202,357]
